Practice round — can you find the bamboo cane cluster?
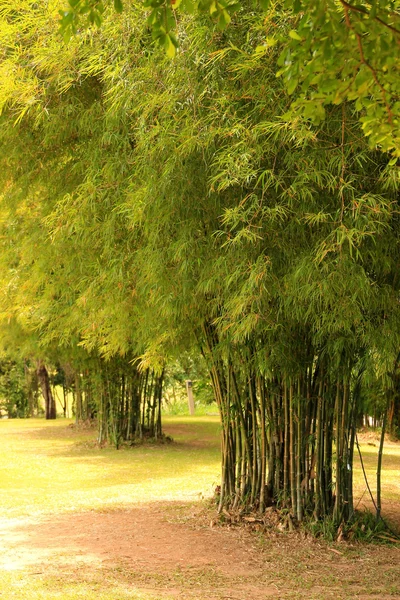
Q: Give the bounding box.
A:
[96,360,164,447]
[64,357,164,446]
[203,325,363,522]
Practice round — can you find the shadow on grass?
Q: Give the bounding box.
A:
[2,418,221,462]
[14,417,220,444]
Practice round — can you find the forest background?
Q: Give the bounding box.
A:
[0,0,400,531]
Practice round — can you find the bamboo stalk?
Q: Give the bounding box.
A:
[333,379,342,523]
[289,382,297,517]
[283,380,289,505]
[377,393,389,522]
[315,379,323,519]
[258,376,267,512]
[296,379,303,522]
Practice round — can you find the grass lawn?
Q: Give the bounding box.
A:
[0,416,221,518]
[0,415,399,600]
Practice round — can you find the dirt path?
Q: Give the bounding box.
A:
[1,501,399,599]
[0,504,271,598]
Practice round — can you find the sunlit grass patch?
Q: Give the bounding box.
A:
[353,434,400,504]
[0,417,399,521]
[0,570,167,600]
[0,416,221,518]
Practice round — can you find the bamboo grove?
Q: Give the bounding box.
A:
[68,356,164,446]
[0,1,399,526]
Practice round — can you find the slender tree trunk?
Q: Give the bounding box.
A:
[258,377,267,512]
[289,382,296,516]
[24,360,35,417]
[75,373,82,423]
[62,385,67,418]
[283,381,289,506]
[37,362,56,420]
[296,379,303,521]
[377,393,389,522]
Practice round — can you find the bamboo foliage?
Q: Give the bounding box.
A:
[0,1,399,526]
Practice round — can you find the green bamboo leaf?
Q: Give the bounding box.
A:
[287,77,298,95]
[180,0,195,12]
[164,33,176,57]
[217,9,231,30]
[288,30,302,41]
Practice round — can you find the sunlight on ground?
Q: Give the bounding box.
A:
[0,416,221,599]
[0,570,160,600]
[0,417,399,600]
[353,432,400,512]
[0,417,399,519]
[0,417,221,518]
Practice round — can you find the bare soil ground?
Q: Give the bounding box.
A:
[0,502,399,599]
[0,422,399,600]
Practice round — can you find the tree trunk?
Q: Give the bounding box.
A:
[75,373,82,423]
[37,362,56,420]
[377,393,389,522]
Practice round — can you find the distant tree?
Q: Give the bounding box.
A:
[36,361,57,420]
[0,358,29,418]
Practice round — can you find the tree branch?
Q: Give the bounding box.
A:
[343,6,394,126]
[339,0,400,37]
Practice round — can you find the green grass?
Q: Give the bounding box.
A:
[163,399,219,417]
[0,416,399,521]
[0,572,158,600]
[353,432,400,509]
[0,416,221,518]
[0,416,398,520]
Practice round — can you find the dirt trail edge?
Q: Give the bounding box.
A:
[0,501,399,600]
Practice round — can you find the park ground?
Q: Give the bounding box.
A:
[0,416,399,600]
